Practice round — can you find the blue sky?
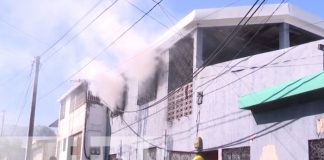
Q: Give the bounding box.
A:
[0,0,323,130]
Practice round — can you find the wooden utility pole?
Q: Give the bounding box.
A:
[25,56,40,160]
[0,110,5,136]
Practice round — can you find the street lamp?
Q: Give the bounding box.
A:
[319,44,324,70]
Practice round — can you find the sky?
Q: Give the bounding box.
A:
[0,0,324,132]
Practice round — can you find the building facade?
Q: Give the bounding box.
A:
[107,3,324,160]
[56,82,110,160]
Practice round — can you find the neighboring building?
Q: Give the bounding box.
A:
[56,81,110,160]
[107,3,324,160]
[32,138,56,160]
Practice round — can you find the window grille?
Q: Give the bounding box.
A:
[167,82,193,121]
[309,138,324,160]
[222,146,250,160]
[169,151,194,160]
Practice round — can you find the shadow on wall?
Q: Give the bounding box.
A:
[252,99,324,125]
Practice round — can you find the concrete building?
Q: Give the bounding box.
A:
[56,81,110,160]
[32,138,56,160]
[107,3,324,160]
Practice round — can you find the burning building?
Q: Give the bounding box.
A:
[56,81,110,160]
[57,3,324,160]
[108,3,324,160]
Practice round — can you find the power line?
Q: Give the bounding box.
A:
[121,118,165,149]
[90,0,245,80]
[0,18,47,45]
[39,0,107,58]
[115,0,266,113]
[10,63,34,136]
[41,0,119,62]
[0,0,108,87]
[38,0,164,101]
[111,1,292,133]
[205,46,296,96]
[198,0,286,91]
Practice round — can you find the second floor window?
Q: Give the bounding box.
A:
[70,85,86,113]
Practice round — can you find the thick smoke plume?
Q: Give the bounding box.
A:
[79,61,126,111]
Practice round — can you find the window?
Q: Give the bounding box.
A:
[201,150,218,160]
[167,36,194,121]
[309,138,324,160]
[63,138,66,151]
[70,132,82,160]
[168,37,193,92]
[56,140,61,158]
[143,147,157,160]
[70,85,86,113]
[109,154,117,160]
[137,72,159,106]
[60,99,66,120]
[222,146,250,160]
[169,151,194,160]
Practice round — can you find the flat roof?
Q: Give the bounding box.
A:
[152,3,324,52]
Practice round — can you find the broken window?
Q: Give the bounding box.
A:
[143,147,157,160]
[167,36,194,121]
[60,99,66,120]
[222,146,250,160]
[137,72,159,106]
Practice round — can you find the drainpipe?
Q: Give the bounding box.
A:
[104,107,111,160]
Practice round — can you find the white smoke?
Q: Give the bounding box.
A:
[118,50,162,82]
[78,60,126,110]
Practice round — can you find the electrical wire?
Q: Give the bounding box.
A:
[39,0,108,58]
[121,118,165,149]
[0,17,47,45]
[0,0,108,88]
[38,0,163,101]
[41,0,119,62]
[205,46,296,96]
[198,0,286,91]
[10,62,34,135]
[37,0,250,104]
[111,1,295,133]
[114,0,266,113]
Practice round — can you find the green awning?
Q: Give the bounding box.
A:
[239,71,324,109]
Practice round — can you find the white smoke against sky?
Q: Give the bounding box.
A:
[79,60,126,110]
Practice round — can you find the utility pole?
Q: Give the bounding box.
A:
[1,110,5,136]
[25,56,40,160]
